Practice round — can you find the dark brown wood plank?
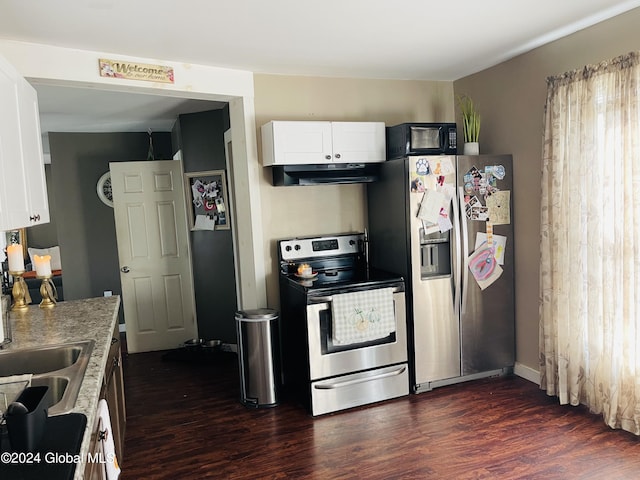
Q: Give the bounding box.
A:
[120,344,640,479]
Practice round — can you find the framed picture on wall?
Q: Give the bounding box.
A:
[4,228,27,258]
[184,170,230,231]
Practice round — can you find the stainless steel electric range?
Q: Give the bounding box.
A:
[277,232,409,416]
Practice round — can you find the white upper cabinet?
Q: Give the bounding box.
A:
[17,76,49,225]
[263,121,332,165]
[0,55,28,229]
[0,54,49,230]
[330,122,386,163]
[262,121,385,166]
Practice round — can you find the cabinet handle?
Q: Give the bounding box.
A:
[30,214,41,222]
[335,153,341,159]
[325,155,332,160]
[111,337,119,345]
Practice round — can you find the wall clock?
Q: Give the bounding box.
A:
[97,171,113,207]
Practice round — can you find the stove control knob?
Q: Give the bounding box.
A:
[294,244,301,251]
[285,245,292,252]
[349,240,356,246]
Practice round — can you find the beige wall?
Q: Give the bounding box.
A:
[253,75,453,307]
[454,7,640,373]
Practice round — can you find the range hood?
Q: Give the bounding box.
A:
[271,163,381,186]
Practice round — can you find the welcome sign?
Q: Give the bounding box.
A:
[99,58,174,84]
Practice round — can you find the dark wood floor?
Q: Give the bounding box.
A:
[119,345,640,479]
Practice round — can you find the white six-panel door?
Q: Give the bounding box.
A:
[111,160,197,353]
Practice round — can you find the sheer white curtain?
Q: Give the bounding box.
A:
[540,52,640,434]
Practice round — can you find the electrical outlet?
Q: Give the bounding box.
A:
[103,290,113,297]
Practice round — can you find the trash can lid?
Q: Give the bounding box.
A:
[235,308,278,320]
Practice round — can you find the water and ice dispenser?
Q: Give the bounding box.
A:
[420,228,451,278]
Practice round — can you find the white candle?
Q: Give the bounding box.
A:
[7,243,24,272]
[34,254,52,277]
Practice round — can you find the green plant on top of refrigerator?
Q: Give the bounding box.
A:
[457,94,481,143]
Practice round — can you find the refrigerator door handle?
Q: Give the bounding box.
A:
[458,186,470,315]
[452,187,462,319]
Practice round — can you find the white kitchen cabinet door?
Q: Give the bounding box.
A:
[0,55,30,230]
[17,76,49,225]
[0,54,49,230]
[262,120,386,166]
[331,121,386,164]
[262,121,332,165]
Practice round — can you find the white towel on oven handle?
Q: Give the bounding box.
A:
[331,287,396,345]
[97,398,121,480]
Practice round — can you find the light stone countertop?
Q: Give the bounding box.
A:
[5,295,121,480]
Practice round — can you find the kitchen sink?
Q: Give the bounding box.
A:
[0,343,86,376]
[0,340,94,415]
[31,376,69,406]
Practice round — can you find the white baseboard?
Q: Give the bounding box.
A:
[514,362,540,385]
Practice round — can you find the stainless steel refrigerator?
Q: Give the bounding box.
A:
[367,154,514,393]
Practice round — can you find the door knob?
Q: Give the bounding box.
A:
[120,266,130,273]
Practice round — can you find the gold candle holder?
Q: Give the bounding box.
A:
[9,270,31,312]
[37,274,57,309]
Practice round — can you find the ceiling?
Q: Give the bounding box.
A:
[1,0,640,135]
[33,84,225,136]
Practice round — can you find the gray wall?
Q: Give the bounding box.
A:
[173,109,237,343]
[48,132,173,322]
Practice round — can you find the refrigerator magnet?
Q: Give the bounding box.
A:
[465,195,479,219]
[438,156,455,175]
[468,246,503,290]
[415,157,430,176]
[492,165,506,179]
[470,206,489,221]
[464,195,489,220]
[475,232,507,265]
[486,191,511,225]
[467,165,483,179]
[437,207,453,233]
[410,176,425,192]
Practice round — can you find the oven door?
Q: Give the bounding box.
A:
[306,287,407,380]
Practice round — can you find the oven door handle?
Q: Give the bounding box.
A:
[308,286,403,305]
[308,295,333,305]
[313,365,407,389]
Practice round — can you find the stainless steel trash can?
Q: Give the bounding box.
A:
[235,308,280,408]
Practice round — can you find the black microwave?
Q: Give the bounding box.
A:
[386,123,457,158]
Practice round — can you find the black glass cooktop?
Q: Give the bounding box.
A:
[282,266,404,295]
